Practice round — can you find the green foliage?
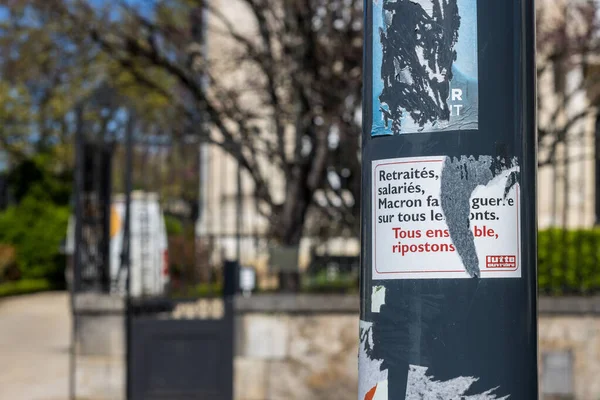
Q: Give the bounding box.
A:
[165,215,184,236]
[0,153,72,286]
[7,154,72,206]
[0,279,55,298]
[0,195,69,283]
[302,270,359,294]
[538,228,600,296]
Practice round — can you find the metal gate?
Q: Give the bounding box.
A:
[126,264,236,400]
[71,95,236,399]
[118,129,236,399]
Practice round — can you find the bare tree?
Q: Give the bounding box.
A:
[8,0,597,245]
[536,0,600,167]
[14,0,363,246]
[535,0,600,227]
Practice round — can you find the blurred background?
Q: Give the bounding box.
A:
[0,0,598,399]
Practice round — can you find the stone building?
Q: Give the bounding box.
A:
[200,0,600,270]
[536,0,600,228]
[198,0,361,280]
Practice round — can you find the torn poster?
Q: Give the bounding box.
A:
[405,365,509,399]
[359,321,389,400]
[371,286,386,313]
[372,0,479,135]
[372,155,521,279]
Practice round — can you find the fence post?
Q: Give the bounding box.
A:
[359,1,538,399]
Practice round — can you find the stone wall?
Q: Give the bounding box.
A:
[233,295,360,400]
[73,294,125,400]
[234,295,600,400]
[235,314,358,400]
[72,294,600,400]
[538,298,600,400]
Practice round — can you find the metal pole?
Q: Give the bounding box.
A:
[236,162,242,262]
[101,143,113,293]
[123,114,134,400]
[69,106,85,400]
[359,1,538,399]
[595,116,600,225]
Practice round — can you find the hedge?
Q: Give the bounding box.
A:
[538,228,600,295]
[302,269,359,294]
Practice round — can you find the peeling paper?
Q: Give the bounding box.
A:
[371,379,388,400]
[359,321,388,400]
[372,0,479,135]
[371,286,386,313]
[440,156,519,278]
[405,365,509,399]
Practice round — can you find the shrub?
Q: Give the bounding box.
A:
[538,228,600,295]
[302,270,359,294]
[0,193,69,285]
[0,152,72,287]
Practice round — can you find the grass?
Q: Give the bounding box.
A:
[0,279,56,298]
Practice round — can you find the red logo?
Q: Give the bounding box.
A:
[486,255,516,269]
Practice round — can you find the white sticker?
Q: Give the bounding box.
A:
[371,286,386,313]
[372,156,521,280]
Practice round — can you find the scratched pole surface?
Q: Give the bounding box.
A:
[360,1,537,399]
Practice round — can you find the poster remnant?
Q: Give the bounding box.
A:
[372,0,479,135]
[405,365,509,399]
[371,286,386,313]
[372,156,520,279]
[359,321,388,400]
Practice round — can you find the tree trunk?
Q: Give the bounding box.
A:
[271,167,315,292]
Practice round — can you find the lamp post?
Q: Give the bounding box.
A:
[359,1,538,399]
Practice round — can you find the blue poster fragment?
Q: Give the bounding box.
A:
[372,0,479,136]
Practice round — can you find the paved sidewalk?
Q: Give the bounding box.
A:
[0,292,71,400]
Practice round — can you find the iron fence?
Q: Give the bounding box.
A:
[536,113,600,295]
[69,109,600,296]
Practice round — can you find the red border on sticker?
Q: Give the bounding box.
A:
[372,159,521,276]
